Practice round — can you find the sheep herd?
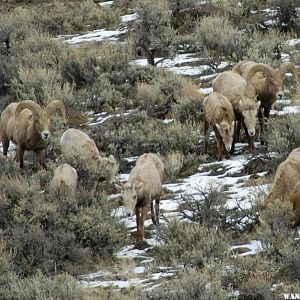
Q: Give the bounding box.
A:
[0,59,300,248]
[205,59,300,228]
[205,60,299,159]
[0,100,164,248]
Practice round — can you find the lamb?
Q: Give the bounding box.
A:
[60,128,118,183]
[212,68,266,151]
[0,100,66,167]
[49,163,78,198]
[120,153,164,249]
[265,147,300,226]
[233,60,299,144]
[203,92,235,161]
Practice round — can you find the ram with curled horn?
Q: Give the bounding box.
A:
[233,60,300,145]
[0,99,66,168]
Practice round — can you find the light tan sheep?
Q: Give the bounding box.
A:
[136,153,164,182]
[49,163,78,198]
[266,147,300,226]
[233,61,299,144]
[0,100,66,167]
[120,153,164,249]
[203,92,235,161]
[212,70,262,151]
[60,128,118,183]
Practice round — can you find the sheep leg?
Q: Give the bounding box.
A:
[258,107,264,145]
[230,121,237,155]
[243,122,254,151]
[150,200,157,225]
[15,145,24,168]
[214,128,223,161]
[135,206,149,249]
[261,106,271,146]
[204,120,211,155]
[35,149,46,168]
[155,198,160,225]
[135,206,142,244]
[140,206,148,241]
[236,120,241,143]
[293,198,300,227]
[2,139,9,156]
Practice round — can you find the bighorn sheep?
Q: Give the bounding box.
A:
[212,68,264,151]
[0,100,66,167]
[233,60,299,144]
[265,147,300,226]
[49,163,78,198]
[119,153,164,249]
[60,128,118,183]
[203,92,235,161]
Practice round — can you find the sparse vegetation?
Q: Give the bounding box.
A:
[0,0,299,298]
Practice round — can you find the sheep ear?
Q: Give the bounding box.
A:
[215,123,221,132]
[256,101,261,109]
[135,182,143,191]
[108,155,117,164]
[114,183,122,192]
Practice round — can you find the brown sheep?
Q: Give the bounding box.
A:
[0,100,66,167]
[212,70,261,152]
[120,153,164,249]
[60,128,118,183]
[266,147,300,226]
[203,92,235,161]
[49,163,78,198]
[233,60,299,144]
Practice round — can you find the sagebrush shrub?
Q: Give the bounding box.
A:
[0,174,128,276]
[221,255,276,299]
[154,219,229,267]
[266,114,300,164]
[142,267,228,300]
[194,15,249,62]
[163,151,184,181]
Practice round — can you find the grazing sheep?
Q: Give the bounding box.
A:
[60,128,118,183]
[136,153,164,182]
[233,60,299,144]
[212,69,262,151]
[203,92,235,161]
[49,163,78,198]
[266,147,300,226]
[120,153,164,248]
[0,100,66,167]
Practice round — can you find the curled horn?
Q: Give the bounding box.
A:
[45,100,66,125]
[246,63,276,87]
[232,60,247,74]
[278,61,299,87]
[15,100,43,119]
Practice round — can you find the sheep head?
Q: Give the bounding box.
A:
[247,63,284,99]
[239,99,261,136]
[96,154,119,183]
[32,110,51,141]
[15,101,51,141]
[45,100,67,126]
[121,181,144,216]
[215,121,235,151]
